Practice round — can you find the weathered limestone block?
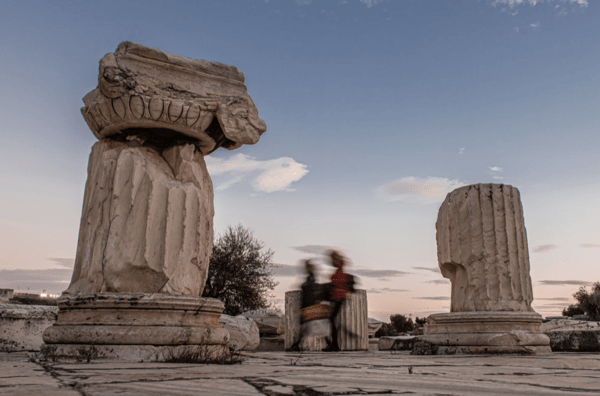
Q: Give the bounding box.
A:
[66,141,213,296]
[368,318,383,338]
[242,309,285,335]
[82,41,267,154]
[0,289,13,304]
[541,319,600,332]
[423,184,551,355]
[542,319,600,351]
[1,304,58,352]
[378,336,415,351]
[436,184,533,312]
[284,290,368,351]
[218,314,260,351]
[545,330,600,352]
[255,336,285,352]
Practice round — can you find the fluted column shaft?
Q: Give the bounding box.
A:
[436,184,534,312]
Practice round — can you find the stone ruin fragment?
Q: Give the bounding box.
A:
[422,184,552,355]
[41,42,266,361]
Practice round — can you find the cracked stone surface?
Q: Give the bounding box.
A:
[3,351,600,395]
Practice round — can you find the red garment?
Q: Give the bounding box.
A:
[331,269,352,301]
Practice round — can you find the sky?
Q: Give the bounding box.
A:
[1,0,599,321]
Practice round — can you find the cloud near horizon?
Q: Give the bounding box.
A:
[367,287,408,294]
[291,245,341,255]
[425,279,450,285]
[270,263,410,280]
[413,296,451,301]
[0,268,72,294]
[580,243,600,248]
[535,297,571,301]
[533,244,557,253]
[413,266,440,273]
[48,258,74,268]
[206,154,308,193]
[376,177,465,204]
[352,268,411,280]
[539,280,593,286]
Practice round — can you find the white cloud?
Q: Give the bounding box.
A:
[206,154,308,193]
[295,0,312,5]
[359,0,385,8]
[514,27,520,33]
[558,9,567,16]
[530,21,540,28]
[458,147,465,155]
[377,177,465,204]
[492,0,587,8]
[489,166,503,172]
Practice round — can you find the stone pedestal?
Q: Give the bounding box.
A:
[40,293,229,362]
[424,184,551,355]
[422,312,551,354]
[284,289,368,351]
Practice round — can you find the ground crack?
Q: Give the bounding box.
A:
[35,360,87,396]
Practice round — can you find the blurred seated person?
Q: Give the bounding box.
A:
[288,259,321,351]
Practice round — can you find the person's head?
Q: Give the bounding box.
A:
[304,259,316,275]
[329,250,344,269]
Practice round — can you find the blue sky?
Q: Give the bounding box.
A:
[1,0,599,319]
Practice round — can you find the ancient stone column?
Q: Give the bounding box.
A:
[422,184,551,355]
[41,42,267,362]
[284,290,368,351]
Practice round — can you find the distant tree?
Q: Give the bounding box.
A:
[415,317,427,327]
[202,225,277,316]
[571,282,600,320]
[562,304,585,317]
[390,314,415,333]
[374,323,398,337]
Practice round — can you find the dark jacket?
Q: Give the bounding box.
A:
[300,273,321,309]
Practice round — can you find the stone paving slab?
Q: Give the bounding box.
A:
[2,351,600,395]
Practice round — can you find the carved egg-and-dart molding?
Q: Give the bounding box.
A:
[81,41,267,155]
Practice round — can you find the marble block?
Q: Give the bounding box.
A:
[284,289,368,351]
[1,304,58,352]
[219,314,260,351]
[378,336,415,351]
[242,309,285,335]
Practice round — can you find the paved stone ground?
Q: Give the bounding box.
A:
[2,351,600,395]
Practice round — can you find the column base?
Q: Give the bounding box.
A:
[39,344,230,363]
[40,293,230,362]
[421,312,552,355]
